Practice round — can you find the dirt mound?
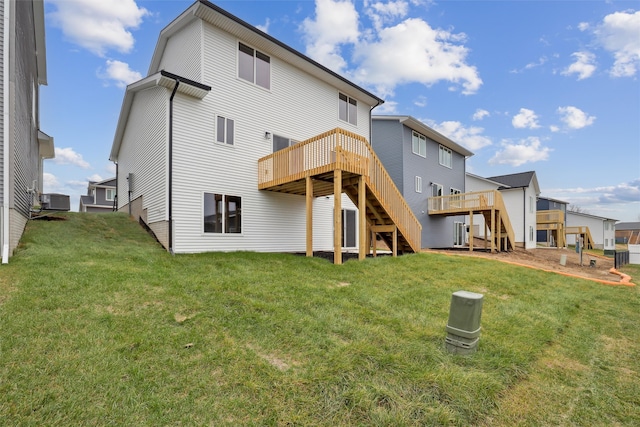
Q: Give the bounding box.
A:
[428,245,624,284]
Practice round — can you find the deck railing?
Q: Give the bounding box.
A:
[428,190,515,249]
[258,128,421,252]
[537,210,564,224]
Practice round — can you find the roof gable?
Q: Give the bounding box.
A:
[487,171,540,195]
[148,0,384,106]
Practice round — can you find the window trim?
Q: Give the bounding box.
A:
[215,115,235,146]
[412,131,427,158]
[203,192,242,234]
[238,42,271,90]
[105,188,115,202]
[439,144,452,168]
[415,176,422,193]
[338,93,357,126]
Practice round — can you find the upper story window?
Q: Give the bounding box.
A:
[216,115,235,145]
[105,188,115,201]
[439,145,452,168]
[339,93,357,125]
[412,131,426,157]
[238,42,270,90]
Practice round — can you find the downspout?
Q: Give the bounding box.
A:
[168,79,180,255]
[2,0,11,264]
[114,161,118,212]
[523,187,526,250]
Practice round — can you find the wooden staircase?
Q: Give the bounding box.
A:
[257,128,421,262]
[566,226,595,249]
[428,190,515,252]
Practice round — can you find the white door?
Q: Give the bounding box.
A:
[454,221,466,247]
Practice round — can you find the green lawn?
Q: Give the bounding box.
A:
[1,212,638,426]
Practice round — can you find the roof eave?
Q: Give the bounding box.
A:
[379,115,473,157]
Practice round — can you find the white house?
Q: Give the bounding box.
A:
[465,171,540,250]
[566,211,617,252]
[1,0,54,263]
[109,1,419,263]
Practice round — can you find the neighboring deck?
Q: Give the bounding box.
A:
[427,190,515,252]
[258,128,421,264]
[537,210,566,247]
[566,226,595,249]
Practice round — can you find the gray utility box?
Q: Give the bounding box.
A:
[445,290,483,355]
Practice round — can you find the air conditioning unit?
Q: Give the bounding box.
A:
[40,193,70,211]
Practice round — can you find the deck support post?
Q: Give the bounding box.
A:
[333,169,342,265]
[306,175,313,257]
[497,211,502,252]
[358,175,367,260]
[491,208,496,253]
[469,211,474,252]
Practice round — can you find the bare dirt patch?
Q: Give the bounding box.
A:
[427,244,624,284]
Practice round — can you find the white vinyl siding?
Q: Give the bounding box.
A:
[166,22,374,254]
[157,19,203,82]
[116,87,168,224]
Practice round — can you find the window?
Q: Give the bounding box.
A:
[273,134,298,153]
[415,176,422,193]
[605,222,609,230]
[412,131,426,157]
[216,116,235,145]
[439,145,452,168]
[105,188,115,201]
[450,188,462,208]
[529,226,534,241]
[204,193,242,234]
[339,93,357,125]
[238,42,270,89]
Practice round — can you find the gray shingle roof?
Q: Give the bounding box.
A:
[487,171,536,188]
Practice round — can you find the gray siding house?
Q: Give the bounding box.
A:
[371,116,473,248]
[79,178,116,212]
[0,0,53,263]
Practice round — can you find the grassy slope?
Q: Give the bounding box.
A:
[0,213,638,426]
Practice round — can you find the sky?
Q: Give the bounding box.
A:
[40,0,640,222]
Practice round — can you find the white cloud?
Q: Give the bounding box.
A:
[353,18,482,96]
[48,0,149,57]
[53,147,91,169]
[594,10,640,77]
[578,22,590,31]
[550,125,560,132]
[99,60,142,88]
[365,0,409,31]
[512,108,540,129]
[431,121,492,151]
[489,137,551,167]
[106,163,117,175]
[256,18,271,33]
[472,109,490,121]
[87,174,104,183]
[557,106,596,129]
[561,51,597,80]
[300,1,482,97]
[301,0,360,73]
[43,172,60,192]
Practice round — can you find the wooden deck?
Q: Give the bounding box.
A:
[427,190,515,252]
[258,128,421,264]
[536,210,565,247]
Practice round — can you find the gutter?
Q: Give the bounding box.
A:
[2,0,11,264]
[168,79,180,255]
